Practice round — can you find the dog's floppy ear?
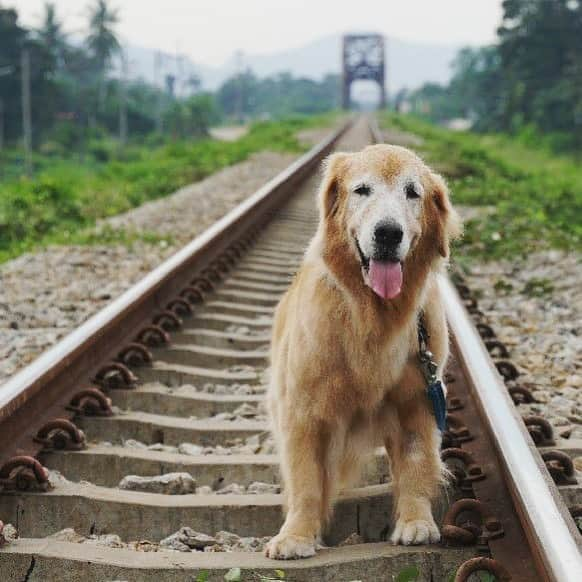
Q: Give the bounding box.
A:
[429,172,463,258]
[318,153,348,221]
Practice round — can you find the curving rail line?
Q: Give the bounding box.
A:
[0,117,579,581]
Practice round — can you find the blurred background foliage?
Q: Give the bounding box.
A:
[0,0,580,264]
[0,0,339,156]
[400,0,582,151]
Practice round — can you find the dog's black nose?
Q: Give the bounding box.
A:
[372,223,403,261]
[374,223,403,247]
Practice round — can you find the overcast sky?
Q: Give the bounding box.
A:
[12,0,504,66]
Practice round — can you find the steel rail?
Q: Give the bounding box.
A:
[439,275,582,582]
[0,118,353,463]
[1,115,579,580]
[373,114,581,579]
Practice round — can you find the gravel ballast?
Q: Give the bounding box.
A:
[458,248,581,440]
[0,151,295,384]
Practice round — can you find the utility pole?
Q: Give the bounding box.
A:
[21,48,33,177]
[119,49,128,144]
[154,51,163,134]
[175,40,183,98]
[0,98,4,152]
[234,50,244,124]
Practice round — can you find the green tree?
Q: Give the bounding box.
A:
[497,0,582,138]
[86,0,120,113]
[164,94,218,139]
[0,7,27,142]
[37,2,66,67]
[216,71,339,120]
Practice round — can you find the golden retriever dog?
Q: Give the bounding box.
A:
[264,143,462,560]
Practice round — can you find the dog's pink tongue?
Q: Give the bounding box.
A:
[368,260,403,300]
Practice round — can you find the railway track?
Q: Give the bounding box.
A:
[0,117,580,581]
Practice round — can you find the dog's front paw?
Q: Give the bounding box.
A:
[391,517,440,545]
[264,533,317,560]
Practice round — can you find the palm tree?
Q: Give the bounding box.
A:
[38,3,66,67]
[86,0,120,111]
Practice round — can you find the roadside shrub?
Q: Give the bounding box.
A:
[0,114,337,263]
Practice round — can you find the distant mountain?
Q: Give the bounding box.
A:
[124,34,462,96]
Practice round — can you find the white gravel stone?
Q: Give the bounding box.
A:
[0,151,296,384]
[214,530,241,546]
[457,248,581,436]
[85,534,125,548]
[215,482,245,494]
[118,472,196,494]
[178,443,204,456]
[48,528,85,543]
[247,481,280,494]
[1,523,18,544]
[160,527,216,551]
[339,532,365,546]
[123,439,148,449]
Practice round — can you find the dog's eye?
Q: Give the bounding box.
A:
[405,183,420,200]
[354,184,371,196]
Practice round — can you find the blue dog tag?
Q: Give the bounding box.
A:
[427,380,447,432]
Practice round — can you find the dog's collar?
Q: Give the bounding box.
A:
[417,311,447,432]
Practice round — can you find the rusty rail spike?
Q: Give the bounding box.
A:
[476,323,496,339]
[67,387,113,417]
[445,413,473,444]
[225,246,242,260]
[495,360,519,382]
[463,296,479,311]
[235,239,250,251]
[451,270,466,285]
[0,456,51,492]
[117,343,153,368]
[447,396,464,411]
[442,498,504,546]
[485,339,510,359]
[523,416,556,447]
[570,505,582,533]
[455,557,511,582]
[542,450,578,485]
[153,310,182,332]
[508,385,536,405]
[200,266,222,283]
[180,286,205,304]
[166,297,193,318]
[33,418,86,451]
[213,258,232,274]
[455,283,472,300]
[441,448,485,482]
[190,277,215,293]
[94,362,137,390]
[219,252,236,267]
[135,324,170,348]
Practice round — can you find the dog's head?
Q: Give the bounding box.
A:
[317,144,461,300]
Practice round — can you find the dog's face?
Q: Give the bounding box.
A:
[318,144,460,300]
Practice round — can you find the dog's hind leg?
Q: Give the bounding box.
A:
[383,396,443,545]
[264,419,336,560]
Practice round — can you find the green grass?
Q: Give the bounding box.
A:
[0,114,338,263]
[380,113,582,261]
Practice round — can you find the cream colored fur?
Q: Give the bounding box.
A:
[265,144,462,559]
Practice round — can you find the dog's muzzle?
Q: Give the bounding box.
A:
[355,231,403,301]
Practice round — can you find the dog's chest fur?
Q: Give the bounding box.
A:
[344,311,417,410]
